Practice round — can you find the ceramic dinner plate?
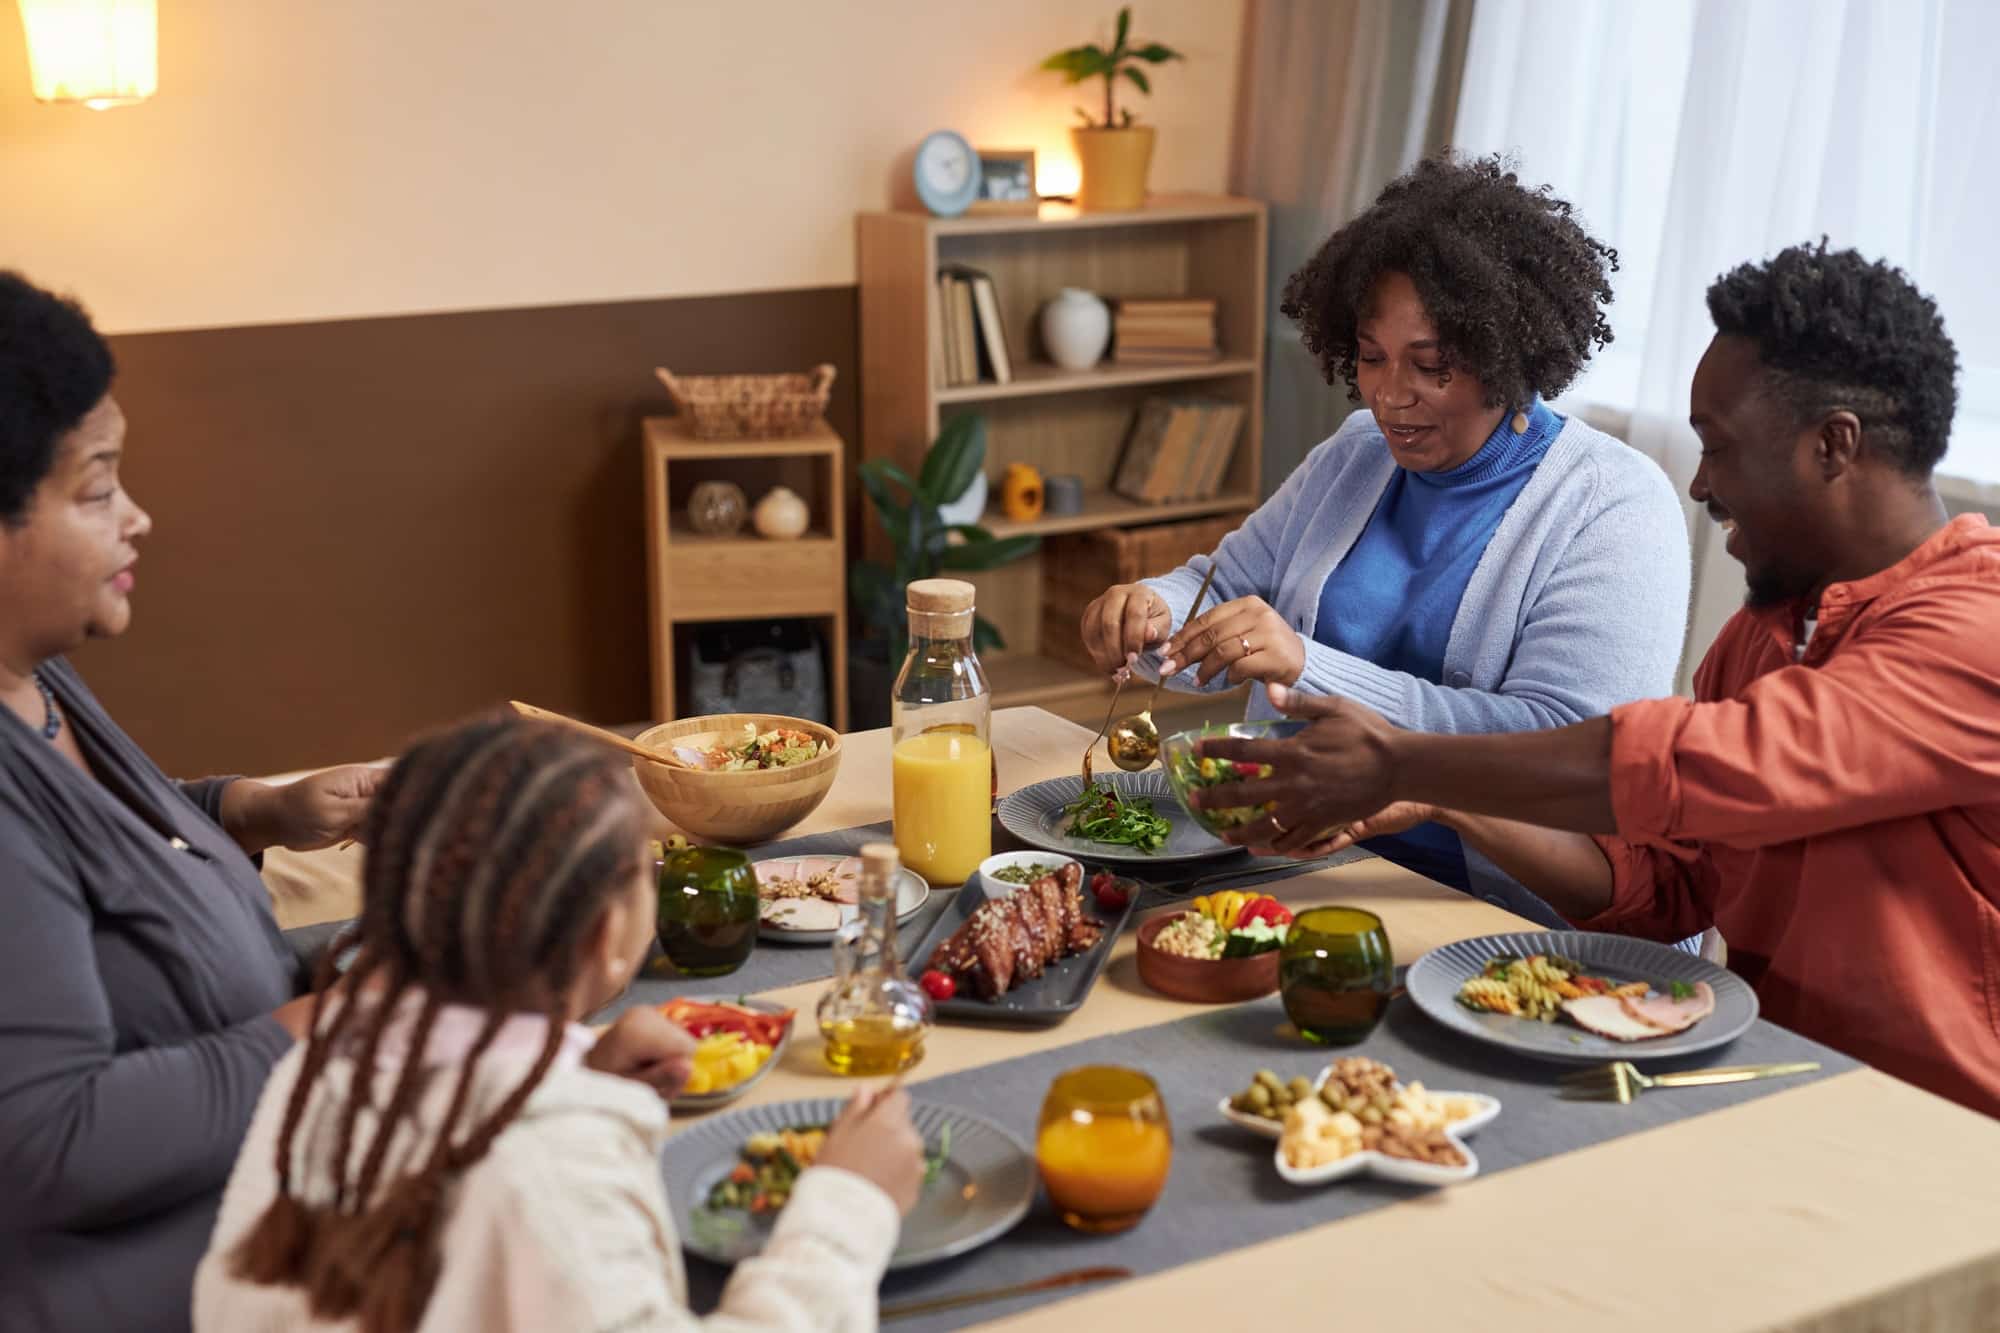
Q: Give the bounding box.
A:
[666,1098,1035,1270]
[997,770,1242,866]
[1407,930,1758,1065]
[663,997,798,1113]
[751,856,930,943]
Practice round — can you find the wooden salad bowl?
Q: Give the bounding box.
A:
[631,713,841,844]
[1136,908,1282,1004]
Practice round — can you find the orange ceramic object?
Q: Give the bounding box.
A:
[1001,462,1045,522]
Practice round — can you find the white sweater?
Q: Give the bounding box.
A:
[194,1006,900,1333]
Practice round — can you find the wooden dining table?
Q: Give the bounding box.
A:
[261,705,2000,1332]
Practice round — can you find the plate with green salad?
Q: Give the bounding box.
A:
[996,771,1243,865]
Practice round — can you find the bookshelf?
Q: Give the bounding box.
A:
[857,194,1267,724]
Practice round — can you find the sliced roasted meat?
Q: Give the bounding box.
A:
[1560,995,1668,1041]
[1619,981,1715,1034]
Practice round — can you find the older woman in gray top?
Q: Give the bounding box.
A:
[0,273,380,1332]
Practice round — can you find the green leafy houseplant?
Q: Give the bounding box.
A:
[1040,6,1183,129]
[849,413,1039,665]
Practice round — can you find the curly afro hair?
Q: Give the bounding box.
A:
[1279,152,1617,410]
[0,271,114,526]
[1705,241,1958,478]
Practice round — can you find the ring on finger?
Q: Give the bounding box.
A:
[1239,636,1253,656]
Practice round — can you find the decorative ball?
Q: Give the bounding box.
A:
[753,486,811,540]
[687,481,748,536]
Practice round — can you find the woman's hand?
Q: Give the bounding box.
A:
[815,1085,926,1214]
[585,1006,697,1099]
[1160,596,1305,688]
[1189,684,1403,853]
[1080,583,1172,675]
[222,766,384,854]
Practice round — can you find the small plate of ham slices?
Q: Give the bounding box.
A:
[752,855,930,943]
[1408,931,1758,1065]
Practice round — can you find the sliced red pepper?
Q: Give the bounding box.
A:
[1235,897,1293,928]
[660,1000,795,1047]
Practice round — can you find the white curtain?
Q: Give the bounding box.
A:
[1231,0,1475,488]
[1452,0,2000,690]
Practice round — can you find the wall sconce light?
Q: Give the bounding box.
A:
[17,0,158,109]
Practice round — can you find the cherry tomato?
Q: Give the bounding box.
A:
[920,969,957,1001]
[1090,870,1130,911]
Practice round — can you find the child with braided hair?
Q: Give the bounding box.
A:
[194,715,922,1333]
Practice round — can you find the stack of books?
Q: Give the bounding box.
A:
[1111,396,1249,504]
[935,266,1012,387]
[1113,297,1219,365]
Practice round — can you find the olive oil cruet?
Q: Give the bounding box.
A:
[816,842,932,1075]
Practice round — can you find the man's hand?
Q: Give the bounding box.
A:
[1191,684,1403,853]
[1160,596,1305,689]
[585,1006,697,1100]
[222,765,385,855]
[1080,583,1173,675]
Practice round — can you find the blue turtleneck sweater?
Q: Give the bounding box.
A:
[1314,398,1562,890]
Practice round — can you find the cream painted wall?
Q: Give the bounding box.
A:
[0,0,1245,334]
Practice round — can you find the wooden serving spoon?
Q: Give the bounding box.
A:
[508,701,694,768]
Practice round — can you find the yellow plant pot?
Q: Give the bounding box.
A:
[1071,125,1156,212]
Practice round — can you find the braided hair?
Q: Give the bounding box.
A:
[231,714,648,1333]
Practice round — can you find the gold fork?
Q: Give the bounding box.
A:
[1080,673,1129,788]
[1558,1060,1820,1103]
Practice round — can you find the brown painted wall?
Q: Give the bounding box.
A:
[70,289,858,777]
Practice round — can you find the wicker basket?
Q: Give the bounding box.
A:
[1040,514,1242,672]
[654,364,836,440]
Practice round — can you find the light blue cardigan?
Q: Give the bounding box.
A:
[1142,408,1691,920]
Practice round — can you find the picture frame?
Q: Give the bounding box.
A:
[967,148,1039,215]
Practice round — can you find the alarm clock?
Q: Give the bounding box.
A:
[913,130,982,218]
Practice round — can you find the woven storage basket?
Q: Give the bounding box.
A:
[1039,514,1241,672]
[654,364,836,440]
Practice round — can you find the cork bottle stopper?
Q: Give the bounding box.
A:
[905,579,976,615]
[860,842,901,880]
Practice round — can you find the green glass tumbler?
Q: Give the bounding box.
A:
[1279,906,1393,1045]
[656,846,759,978]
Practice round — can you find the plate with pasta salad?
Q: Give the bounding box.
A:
[1406,931,1757,1064]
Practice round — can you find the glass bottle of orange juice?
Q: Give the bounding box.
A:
[891,578,992,885]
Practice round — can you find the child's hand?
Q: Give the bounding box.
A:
[815,1086,924,1214]
[585,1007,696,1099]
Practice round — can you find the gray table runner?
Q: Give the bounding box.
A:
[604,820,1369,1015]
[679,995,1856,1327]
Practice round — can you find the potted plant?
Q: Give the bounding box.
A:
[848,414,1040,726]
[1039,6,1183,211]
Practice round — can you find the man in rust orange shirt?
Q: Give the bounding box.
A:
[1198,243,2000,1117]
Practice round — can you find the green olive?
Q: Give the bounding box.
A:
[1246,1084,1272,1111]
[1287,1076,1313,1100]
[1254,1069,1282,1092]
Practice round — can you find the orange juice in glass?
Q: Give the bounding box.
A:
[892,730,991,885]
[890,579,992,885]
[1035,1066,1171,1233]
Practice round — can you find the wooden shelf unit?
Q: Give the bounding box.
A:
[858,194,1268,715]
[642,416,848,730]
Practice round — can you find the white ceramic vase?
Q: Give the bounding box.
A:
[1039,287,1111,371]
[936,469,989,526]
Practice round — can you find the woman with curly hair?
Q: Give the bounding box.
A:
[1080,153,1689,914]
